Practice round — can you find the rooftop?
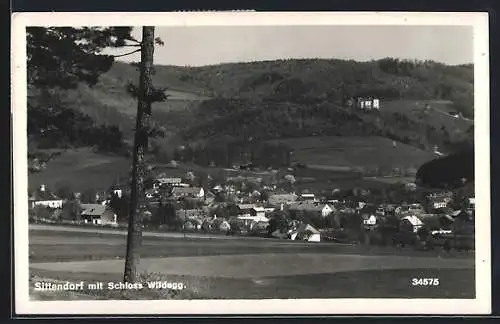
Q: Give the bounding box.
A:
[80,204,107,216]
[172,187,203,194]
[29,188,61,201]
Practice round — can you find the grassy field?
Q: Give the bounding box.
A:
[365,176,417,185]
[268,136,435,169]
[28,147,132,193]
[381,99,473,135]
[29,228,475,300]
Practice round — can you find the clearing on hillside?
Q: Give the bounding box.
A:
[29,147,132,193]
[267,136,436,169]
[381,99,473,135]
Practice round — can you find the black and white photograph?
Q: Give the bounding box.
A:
[12,12,490,315]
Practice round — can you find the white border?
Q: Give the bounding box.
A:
[12,11,491,315]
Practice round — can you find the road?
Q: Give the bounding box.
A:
[30,224,238,240]
[28,224,355,247]
[431,107,473,123]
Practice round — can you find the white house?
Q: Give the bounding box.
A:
[363,215,377,226]
[252,206,267,218]
[253,206,275,216]
[171,187,205,199]
[468,197,475,209]
[400,215,424,233]
[432,200,449,209]
[112,189,122,198]
[80,204,118,226]
[237,214,269,224]
[356,97,380,111]
[290,223,321,242]
[300,193,317,201]
[155,177,183,189]
[29,185,64,209]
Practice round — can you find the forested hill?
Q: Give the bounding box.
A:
[150,58,473,117]
[28,58,474,158]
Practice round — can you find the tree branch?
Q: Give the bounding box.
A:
[128,38,142,45]
[112,48,141,58]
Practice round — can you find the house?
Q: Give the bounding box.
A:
[212,185,224,192]
[363,215,378,226]
[425,191,453,210]
[29,185,64,209]
[80,204,117,226]
[111,189,123,198]
[290,223,321,242]
[356,97,380,111]
[252,206,275,218]
[155,177,183,189]
[108,184,123,198]
[400,215,424,233]
[400,214,454,235]
[467,197,475,210]
[237,204,256,216]
[238,214,269,226]
[408,203,425,214]
[289,202,334,218]
[236,204,269,224]
[171,187,205,199]
[429,200,449,210]
[359,205,379,228]
[300,193,317,202]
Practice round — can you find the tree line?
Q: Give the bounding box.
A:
[28,90,126,154]
[179,97,464,155]
[167,140,292,168]
[164,57,473,118]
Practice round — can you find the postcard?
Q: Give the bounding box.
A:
[11,11,490,315]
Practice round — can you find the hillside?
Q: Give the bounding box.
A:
[267,136,436,170]
[28,147,132,193]
[28,58,474,175]
[43,58,473,136]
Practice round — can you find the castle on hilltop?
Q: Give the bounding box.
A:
[346,97,380,111]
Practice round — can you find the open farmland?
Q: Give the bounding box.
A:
[268,136,436,169]
[28,147,132,193]
[29,226,474,300]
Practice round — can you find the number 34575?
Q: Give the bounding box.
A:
[411,278,440,286]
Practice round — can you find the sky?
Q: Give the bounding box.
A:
[108,25,473,67]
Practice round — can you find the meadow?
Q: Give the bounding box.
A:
[28,147,132,193]
[29,227,475,300]
[381,99,473,135]
[267,136,436,170]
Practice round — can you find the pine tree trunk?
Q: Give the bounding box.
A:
[124,26,155,283]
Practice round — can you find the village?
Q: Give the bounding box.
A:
[28,159,475,252]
